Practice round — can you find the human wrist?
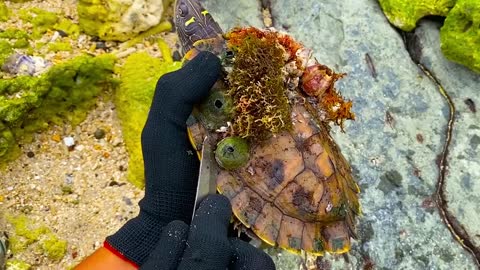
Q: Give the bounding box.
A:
[105,210,165,266]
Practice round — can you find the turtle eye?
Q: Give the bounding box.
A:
[178,3,188,17]
[215,137,249,170]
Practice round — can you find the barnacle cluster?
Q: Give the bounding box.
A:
[225,28,292,139]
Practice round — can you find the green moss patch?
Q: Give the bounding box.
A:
[0,2,10,22]
[378,0,456,31]
[440,0,480,73]
[115,52,181,188]
[0,54,117,165]
[6,259,31,270]
[6,214,67,261]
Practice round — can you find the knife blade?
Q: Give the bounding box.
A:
[192,136,218,221]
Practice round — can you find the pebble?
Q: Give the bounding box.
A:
[56,30,68,37]
[95,41,107,50]
[172,50,182,61]
[94,129,106,140]
[63,136,75,151]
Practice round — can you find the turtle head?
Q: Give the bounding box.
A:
[174,0,224,56]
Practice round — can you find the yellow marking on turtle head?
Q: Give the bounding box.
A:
[201,10,209,15]
[185,16,196,26]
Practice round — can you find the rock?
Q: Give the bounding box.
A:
[77,0,171,41]
[1,54,50,76]
[411,19,480,250]
[0,54,116,165]
[114,52,181,187]
[378,0,456,31]
[440,0,480,73]
[93,128,106,140]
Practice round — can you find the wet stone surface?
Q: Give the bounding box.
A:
[411,19,480,249]
[204,0,479,269]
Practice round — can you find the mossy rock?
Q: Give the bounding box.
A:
[115,52,181,188]
[5,214,67,262]
[77,0,173,41]
[6,260,31,270]
[0,54,117,166]
[378,0,456,31]
[0,2,9,22]
[440,0,480,73]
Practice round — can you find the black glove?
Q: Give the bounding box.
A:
[105,51,222,266]
[140,194,276,270]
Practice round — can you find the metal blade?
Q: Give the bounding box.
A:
[192,136,217,221]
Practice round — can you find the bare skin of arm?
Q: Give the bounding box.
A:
[74,247,137,270]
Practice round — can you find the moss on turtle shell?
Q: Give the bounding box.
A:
[226,29,292,139]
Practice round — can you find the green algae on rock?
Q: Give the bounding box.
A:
[440,0,480,73]
[378,0,456,31]
[47,41,72,52]
[0,2,9,22]
[5,259,31,270]
[0,54,117,165]
[115,52,181,188]
[5,214,67,262]
[77,0,172,41]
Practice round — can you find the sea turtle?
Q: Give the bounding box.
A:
[174,0,360,256]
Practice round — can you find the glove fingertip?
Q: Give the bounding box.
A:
[195,194,232,223]
[229,238,276,270]
[140,220,189,269]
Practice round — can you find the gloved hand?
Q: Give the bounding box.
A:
[104,51,275,270]
[105,51,222,266]
[140,194,276,270]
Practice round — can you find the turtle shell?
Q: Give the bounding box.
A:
[188,99,360,255]
[174,0,360,256]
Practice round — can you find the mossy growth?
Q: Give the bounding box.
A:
[115,51,182,188]
[0,40,14,67]
[48,42,72,52]
[378,0,456,31]
[0,54,117,166]
[226,30,292,139]
[440,0,480,73]
[20,8,59,38]
[5,214,67,261]
[6,259,32,270]
[0,2,9,22]
[0,29,31,64]
[17,8,80,38]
